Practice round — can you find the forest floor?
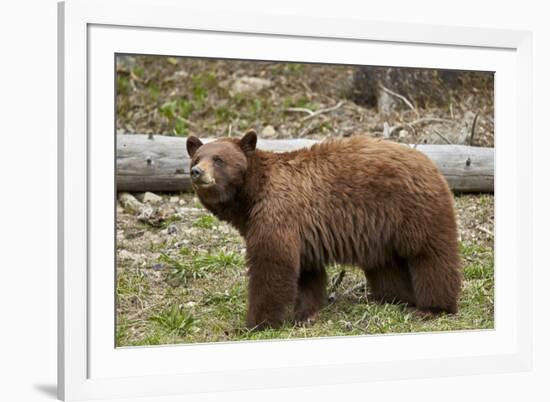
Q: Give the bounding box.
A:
[115,56,494,346]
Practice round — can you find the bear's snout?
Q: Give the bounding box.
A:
[191,165,204,180]
[190,162,216,186]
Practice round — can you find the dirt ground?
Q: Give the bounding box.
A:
[115,56,494,346]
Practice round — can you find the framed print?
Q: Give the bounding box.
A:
[58,0,533,400]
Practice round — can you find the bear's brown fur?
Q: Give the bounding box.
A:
[186,131,462,329]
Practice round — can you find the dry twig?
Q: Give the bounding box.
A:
[301,101,344,122]
[470,112,480,146]
[298,120,324,138]
[478,226,494,237]
[389,117,454,137]
[380,85,420,118]
[343,281,367,297]
[329,269,346,294]
[176,116,197,127]
[433,129,452,144]
[285,107,315,116]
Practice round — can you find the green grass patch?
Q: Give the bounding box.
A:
[158,252,208,283]
[116,268,149,298]
[460,242,494,281]
[159,249,244,285]
[194,250,244,271]
[158,214,181,229]
[149,305,196,336]
[158,98,196,135]
[148,84,161,101]
[203,284,245,306]
[132,66,145,79]
[192,215,217,229]
[159,99,195,120]
[116,75,131,95]
[283,95,318,111]
[190,73,217,106]
[215,106,237,123]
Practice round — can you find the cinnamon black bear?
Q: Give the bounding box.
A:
[186,131,462,329]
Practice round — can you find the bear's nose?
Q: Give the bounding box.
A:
[190,166,203,180]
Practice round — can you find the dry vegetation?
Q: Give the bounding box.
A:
[115,55,494,346]
[116,56,493,146]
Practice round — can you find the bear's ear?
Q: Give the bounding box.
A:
[239,129,257,155]
[186,136,203,158]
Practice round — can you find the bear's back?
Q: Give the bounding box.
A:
[266,136,447,203]
[248,135,455,267]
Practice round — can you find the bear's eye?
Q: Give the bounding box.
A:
[213,156,224,166]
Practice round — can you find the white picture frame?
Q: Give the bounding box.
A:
[58,0,533,400]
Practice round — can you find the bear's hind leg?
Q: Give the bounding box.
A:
[294,268,327,324]
[365,260,416,306]
[408,252,461,314]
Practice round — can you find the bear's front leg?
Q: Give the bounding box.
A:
[245,253,300,330]
[294,268,327,325]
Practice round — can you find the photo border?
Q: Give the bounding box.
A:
[58,0,533,400]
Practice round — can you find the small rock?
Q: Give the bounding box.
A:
[118,192,143,213]
[151,263,164,271]
[185,301,197,308]
[230,76,272,95]
[398,129,409,139]
[166,223,178,235]
[178,199,187,206]
[169,196,179,203]
[328,292,337,303]
[139,192,163,205]
[261,125,276,138]
[138,204,176,227]
[138,205,155,222]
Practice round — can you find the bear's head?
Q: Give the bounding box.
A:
[186,130,257,205]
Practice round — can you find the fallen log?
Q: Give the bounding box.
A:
[116,134,494,193]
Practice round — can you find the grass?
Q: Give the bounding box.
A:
[283,95,319,111]
[158,99,195,136]
[155,71,220,134]
[149,305,196,336]
[461,242,494,280]
[158,247,244,285]
[192,215,217,229]
[115,194,494,347]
